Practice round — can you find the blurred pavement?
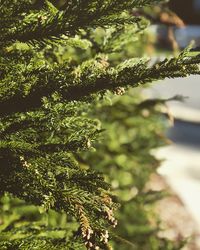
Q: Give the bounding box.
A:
[144,75,200,231]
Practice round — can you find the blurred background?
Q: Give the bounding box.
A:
[144,0,200,248]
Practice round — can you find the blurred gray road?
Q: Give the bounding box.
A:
[143,75,200,121]
[144,75,200,230]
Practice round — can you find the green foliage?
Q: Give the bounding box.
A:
[0,0,200,249]
[82,91,185,250]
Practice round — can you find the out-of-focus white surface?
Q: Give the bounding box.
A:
[154,145,200,229]
[146,75,200,232]
[143,75,200,122]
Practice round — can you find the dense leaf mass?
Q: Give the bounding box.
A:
[0,0,200,249]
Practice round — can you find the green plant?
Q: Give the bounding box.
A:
[0,1,199,249]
